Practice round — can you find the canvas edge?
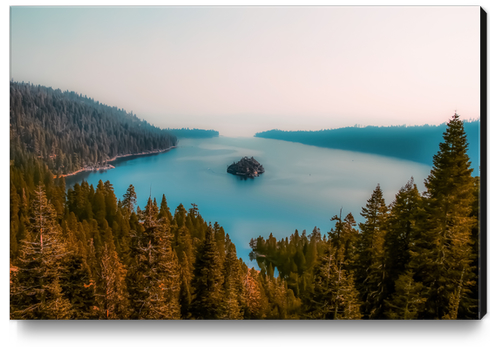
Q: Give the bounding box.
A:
[479,5,487,320]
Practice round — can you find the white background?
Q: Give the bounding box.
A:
[2,1,489,347]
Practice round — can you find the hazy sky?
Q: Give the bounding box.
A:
[10,6,480,137]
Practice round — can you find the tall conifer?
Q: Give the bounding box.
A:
[127,197,181,319]
[222,241,244,319]
[384,178,422,295]
[355,184,388,319]
[96,228,129,319]
[11,185,72,319]
[191,226,225,319]
[410,113,477,319]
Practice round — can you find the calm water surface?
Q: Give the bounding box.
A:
[66,137,432,266]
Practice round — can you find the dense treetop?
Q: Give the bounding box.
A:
[249,114,481,320]
[9,80,481,320]
[9,79,296,318]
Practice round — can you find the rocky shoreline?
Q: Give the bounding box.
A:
[57,146,177,178]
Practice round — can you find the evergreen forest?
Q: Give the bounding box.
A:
[10,82,217,176]
[10,82,481,319]
[250,114,481,319]
[255,120,480,172]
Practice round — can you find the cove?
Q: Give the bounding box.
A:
[65,136,432,267]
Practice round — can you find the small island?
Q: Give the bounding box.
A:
[227,156,265,179]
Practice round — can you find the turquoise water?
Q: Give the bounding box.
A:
[66,136,432,266]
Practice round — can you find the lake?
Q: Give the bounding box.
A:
[65,136,432,266]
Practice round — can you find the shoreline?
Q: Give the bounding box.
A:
[56,146,177,178]
[106,145,177,163]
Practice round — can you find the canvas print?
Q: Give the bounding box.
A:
[9,6,485,320]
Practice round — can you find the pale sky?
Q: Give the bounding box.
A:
[10,6,480,137]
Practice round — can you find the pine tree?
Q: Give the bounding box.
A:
[468,176,480,318]
[104,180,118,227]
[305,242,362,320]
[175,225,195,267]
[96,228,129,319]
[328,212,358,268]
[214,222,226,260]
[385,270,426,320]
[339,272,362,320]
[410,113,477,319]
[303,248,335,319]
[354,184,388,319]
[174,204,187,228]
[328,210,344,249]
[11,185,72,319]
[191,226,225,319]
[113,210,131,265]
[93,180,107,226]
[85,238,98,282]
[42,278,73,320]
[60,254,97,319]
[174,223,195,319]
[158,193,172,223]
[262,276,290,319]
[122,184,137,213]
[243,268,267,319]
[127,197,181,319]
[222,241,244,319]
[384,178,422,295]
[179,252,193,319]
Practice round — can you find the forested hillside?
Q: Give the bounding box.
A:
[10,107,481,319]
[10,82,177,175]
[9,82,299,320]
[250,114,481,319]
[255,120,480,173]
[10,180,299,319]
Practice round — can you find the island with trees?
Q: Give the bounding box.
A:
[227,157,265,179]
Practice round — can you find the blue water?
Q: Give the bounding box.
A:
[65,136,432,266]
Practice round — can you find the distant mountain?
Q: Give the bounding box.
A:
[168,128,219,139]
[10,81,177,175]
[255,120,480,173]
